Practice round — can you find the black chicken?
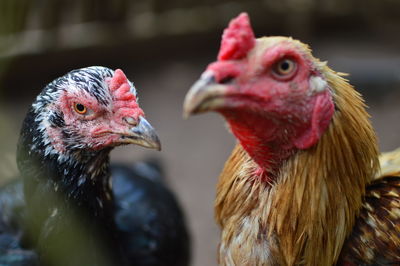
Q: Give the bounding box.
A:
[0,66,190,266]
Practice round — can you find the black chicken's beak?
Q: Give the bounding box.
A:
[183,71,228,118]
[124,117,161,151]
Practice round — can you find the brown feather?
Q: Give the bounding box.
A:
[215,39,381,265]
[377,148,400,177]
[338,174,400,265]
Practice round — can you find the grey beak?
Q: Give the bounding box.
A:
[183,71,228,118]
[129,117,161,151]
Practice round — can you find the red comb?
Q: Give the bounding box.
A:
[107,69,143,120]
[109,69,135,101]
[217,13,255,61]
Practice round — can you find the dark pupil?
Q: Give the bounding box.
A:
[76,104,85,112]
[280,60,290,71]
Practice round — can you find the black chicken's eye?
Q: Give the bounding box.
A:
[73,103,87,115]
[272,58,297,79]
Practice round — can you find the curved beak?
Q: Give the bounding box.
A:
[123,117,161,151]
[183,71,228,118]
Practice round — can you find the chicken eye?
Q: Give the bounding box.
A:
[272,58,297,79]
[73,103,87,114]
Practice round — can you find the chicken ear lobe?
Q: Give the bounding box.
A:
[293,93,335,149]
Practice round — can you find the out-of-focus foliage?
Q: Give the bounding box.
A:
[0,0,400,56]
[0,0,30,36]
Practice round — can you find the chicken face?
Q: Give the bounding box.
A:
[33,66,160,156]
[184,13,334,169]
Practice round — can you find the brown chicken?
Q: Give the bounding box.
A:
[183,13,400,265]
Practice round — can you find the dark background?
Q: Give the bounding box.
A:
[0,1,399,265]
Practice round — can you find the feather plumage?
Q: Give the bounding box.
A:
[184,13,399,265]
[0,66,189,266]
[214,43,385,266]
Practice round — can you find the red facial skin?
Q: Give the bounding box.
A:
[49,69,144,152]
[206,14,334,176]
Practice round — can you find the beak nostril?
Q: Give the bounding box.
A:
[124,117,138,126]
[219,75,234,84]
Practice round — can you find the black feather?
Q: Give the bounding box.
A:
[0,66,190,266]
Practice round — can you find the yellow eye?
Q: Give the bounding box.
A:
[273,58,297,78]
[73,103,87,114]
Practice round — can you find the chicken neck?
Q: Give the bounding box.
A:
[17,108,120,266]
[215,71,380,265]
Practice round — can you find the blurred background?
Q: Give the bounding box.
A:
[0,0,399,265]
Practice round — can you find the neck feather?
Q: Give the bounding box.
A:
[215,70,379,265]
[17,107,116,233]
[17,108,121,265]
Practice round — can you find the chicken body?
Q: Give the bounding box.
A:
[184,13,400,265]
[0,161,189,266]
[0,66,189,266]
